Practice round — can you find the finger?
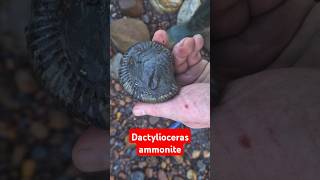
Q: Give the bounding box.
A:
[176,60,209,86]
[173,37,195,73]
[152,30,169,47]
[187,34,204,67]
[72,127,109,172]
[133,98,183,121]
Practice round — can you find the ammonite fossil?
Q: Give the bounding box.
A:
[119,41,179,103]
[25,0,108,129]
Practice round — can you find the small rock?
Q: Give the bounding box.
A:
[130,170,145,180]
[21,159,36,178]
[203,150,210,158]
[11,145,27,166]
[48,110,69,130]
[14,69,38,94]
[158,170,168,180]
[174,155,183,164]
[111,18,150,52]
[145,168,153,178]
[119,100,126,106]
[149,116,159,125]
[142,14,150,23]
[119,172,127,179]
[114,83,123,92]
[125,96,132,103]
[138,161,147,168]
[192,150,201,159]
[187,169,197,180]
[116,112,122,121]
[119,0,144,17]
[110,127,117,136]
[177,0,201,25]
[110,53,123,80]
[30,122,49,140]
[161,161,167,169]
[196,160,206,173]
[150,0,183,14]
[173,176,184,180]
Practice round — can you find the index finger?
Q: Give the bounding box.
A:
[152,30,169,47]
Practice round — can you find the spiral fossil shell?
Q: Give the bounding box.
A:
[25,0,108,129]
[119,41,179,103]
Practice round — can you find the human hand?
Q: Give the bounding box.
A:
[133,30,210,128]
[214,0,316,81]
[213,0,320,179]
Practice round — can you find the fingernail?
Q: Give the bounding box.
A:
[133,107,145,116]
[193,34,202,39]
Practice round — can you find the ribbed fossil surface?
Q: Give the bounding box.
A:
[119,41,179,103]
[26,0,108,129]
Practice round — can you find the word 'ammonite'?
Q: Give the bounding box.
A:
[119,41,179,103]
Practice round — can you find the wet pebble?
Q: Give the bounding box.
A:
[14,69,37,94]
[21,159,36,178]
[192,150,201,159]
[187,169,197,180]
[48,110,69,130]
[111,18,150,52]
[145,168,153,178]
[30,122,49,140]
[158,170,168,180]
[177,0,201,24]
[114,83,123,92]
[119,0,144,17]
[130,170,145,180]
[110,53,123,80]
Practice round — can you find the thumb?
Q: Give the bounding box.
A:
[133,97,182,121]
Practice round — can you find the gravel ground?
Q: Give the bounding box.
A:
[110,0,210,179]
[0,1,105,179]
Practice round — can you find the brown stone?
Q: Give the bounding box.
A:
[119,0,144,17]
[111,18,150,53]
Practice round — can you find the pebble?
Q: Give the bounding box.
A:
[111,18,150,52]
[142,14,150,24]
[110,53,123,80]
[14,69,38,94]
[197,160,206,173]
[161,161,167,169]
[114,83,123,92]
[21,159,36,178]
[187,169,197,180]
[110,127,117,136]
[119,0,144,17]
[119,100,126,106]
[174,155,184,164]
[145,168,153,178]
[125,96,132,103]
[150,0,183,14]
[138,161,147,168]
[158,170,168,180]
[119,172,127,179]
[116,112,122,121]
[48,110,68,130]
[11,145,27,166]
[177,0,201,24]
[130,170,145,180]
[30,122,49,140]
[192,150,201,159]
[203,150,210,158]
